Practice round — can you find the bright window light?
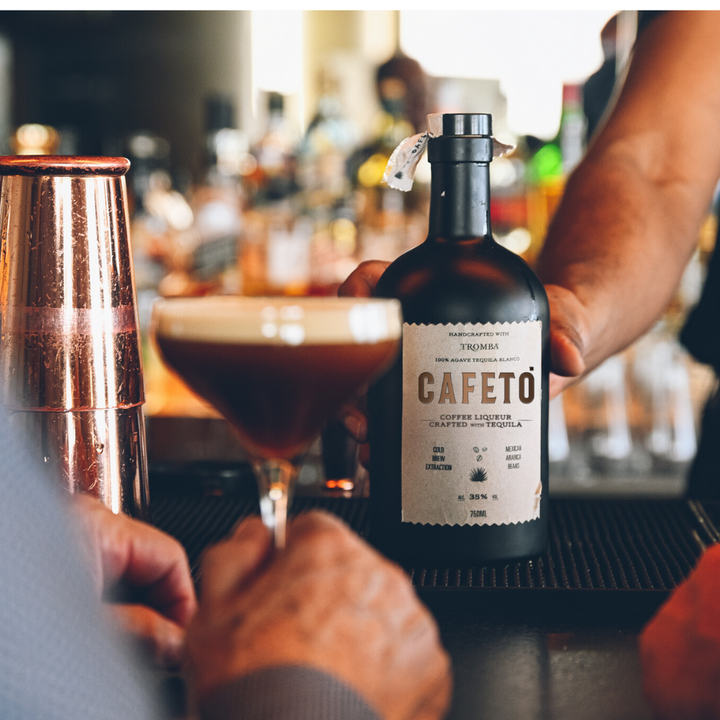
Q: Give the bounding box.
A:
[400,10,617,139]
[251,11,304,96]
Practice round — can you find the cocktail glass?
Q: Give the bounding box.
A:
[151,296,401,549]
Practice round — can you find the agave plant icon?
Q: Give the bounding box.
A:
[470,467,488,483]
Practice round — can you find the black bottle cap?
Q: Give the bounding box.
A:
[442,113,492,137]
[429,113,493,163]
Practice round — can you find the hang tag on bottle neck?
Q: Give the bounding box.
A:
[383,113,516,192]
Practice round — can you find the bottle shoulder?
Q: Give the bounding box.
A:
[376,238,549,325]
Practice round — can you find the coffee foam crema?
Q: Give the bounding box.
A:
[153,297,403,346]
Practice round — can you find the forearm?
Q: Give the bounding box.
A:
[538,11,720,377]
[538,138,707,371]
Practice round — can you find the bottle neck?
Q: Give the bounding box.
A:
[428,162,492,240]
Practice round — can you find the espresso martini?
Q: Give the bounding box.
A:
[152,296,402,547]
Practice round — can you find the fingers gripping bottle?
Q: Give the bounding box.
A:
[369,113,549,565]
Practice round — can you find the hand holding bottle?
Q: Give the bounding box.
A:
[338,261,583,452]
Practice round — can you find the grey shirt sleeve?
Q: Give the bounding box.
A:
[200,665,383,720]
[0,410,162,720]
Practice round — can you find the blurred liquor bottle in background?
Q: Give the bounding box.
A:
[489,144,532,261]
[241,91,310,296]
[305,205,360,296]
[559,84,586,177]
[297,73,362,295]
[125,131,217,418]
[349,53,422,186]
[350,52,430,266]
[298,72,358,209]
[632,328,697,474]
[127,132,183,297]
[525,84,586,265]
[249,91,300,205]
[242,206,314,296]
[186,94,249,296]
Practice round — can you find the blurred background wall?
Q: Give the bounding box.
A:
[0,9,715,495]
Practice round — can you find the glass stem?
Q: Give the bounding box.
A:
[254,458,296,550]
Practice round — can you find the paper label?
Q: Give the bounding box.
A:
[401,321,542,527]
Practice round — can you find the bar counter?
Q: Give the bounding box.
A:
[147,416,706,720]
[433,601,653,720]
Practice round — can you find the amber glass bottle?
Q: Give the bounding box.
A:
[369,113,549,565]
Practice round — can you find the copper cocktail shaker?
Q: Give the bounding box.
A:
[0,156,149,517]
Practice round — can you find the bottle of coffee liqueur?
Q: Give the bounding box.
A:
[369,113,549,566]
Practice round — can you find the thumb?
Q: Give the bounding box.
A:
[338,260,389,298]
[544,284,589,380]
